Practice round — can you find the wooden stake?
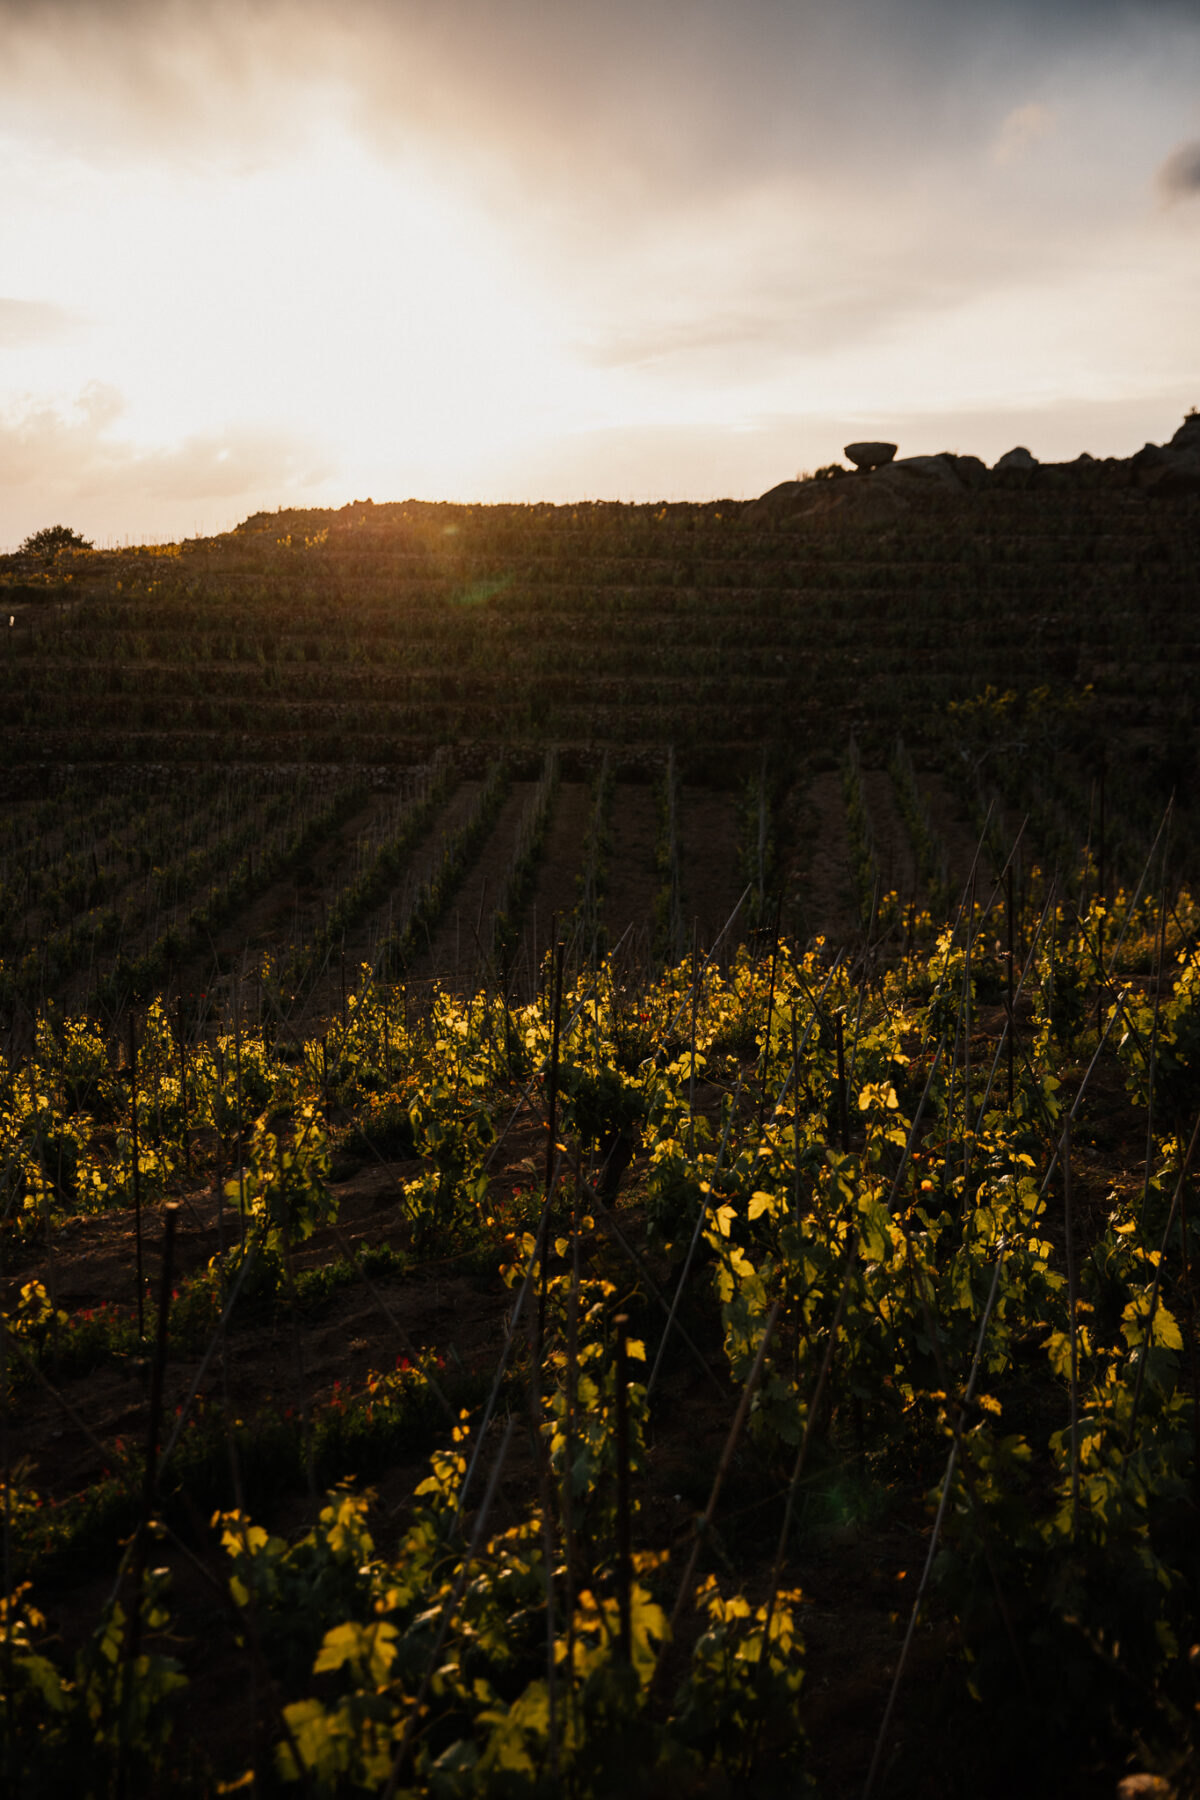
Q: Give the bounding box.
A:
[835,1011,849,1152]
[233,991,246,1247]
[129,1012,144,1339]
[562,1188,580,1697]
[1097,755,1106,904]
[1175,1161,1200,1498]
[1140,886,1170,1227]
[963,870,975,1190]
[536,941,565,1363]
[175,997,191,1173]
[688,920,699,1154]
[658,1299,782,1674]
[1063,1125,1080,1535]
[117,1202,178,1796]
[757,893,782,1131]
[546,940,565,1194]
[614,1316,633,1666]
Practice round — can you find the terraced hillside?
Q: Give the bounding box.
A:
[4,472,1200,1799]
[1,480,1196,1031]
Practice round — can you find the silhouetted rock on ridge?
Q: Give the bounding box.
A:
[742,474,905,529]
[747,410,1200,526]
[994,446,1037,471]
[876,453,988,492]
[1133,410,1200,496]
[843,441,897,470]
[1169,412,1200,450]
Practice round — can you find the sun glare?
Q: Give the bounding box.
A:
[2,124,598,500]
[2,0,1198,539]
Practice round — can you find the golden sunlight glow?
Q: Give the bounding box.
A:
[2,128,609,486]
[1,0,1198,543]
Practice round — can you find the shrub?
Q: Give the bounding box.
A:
[20,524,93,556]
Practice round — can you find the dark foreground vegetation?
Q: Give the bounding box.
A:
[1,467,1198,1796]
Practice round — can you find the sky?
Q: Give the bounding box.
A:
[2,0,1199,547]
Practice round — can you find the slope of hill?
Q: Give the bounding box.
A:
[1,433,1196,1022]
[2,428,1199,1800]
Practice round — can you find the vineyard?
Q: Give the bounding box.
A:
[1,474,1199,1796]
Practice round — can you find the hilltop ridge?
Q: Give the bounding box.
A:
[745,407,1200,527]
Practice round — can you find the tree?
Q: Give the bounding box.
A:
[20,524,93,557]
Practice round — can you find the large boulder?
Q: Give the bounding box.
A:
[843,440,897,471]
[743,475,907,530]
[994,446,1038,471]
[876,453,966,491]
[1142,461,1200,498]
[744,446,988,529]
[1133,412,1200,497]
[1168,410,1200,450]
[949,454,989,489]
[741,480,814,527]
[795,482,908,527]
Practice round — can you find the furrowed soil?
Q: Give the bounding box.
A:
[860,770,919,907]
[414,783,534,992]
[521,780,593,955]
[605,781,661,968]
[792,770,858,945]
[679,785,744,949]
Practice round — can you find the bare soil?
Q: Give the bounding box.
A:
[301,781,486,1021]
[166,789,388,1001]
[679,786,744,953]
[791,771,857,946]
[521,781,593,953]
[414,784,534,993]
[860,769,919,905]
[916,771,993,899]
[604,783,660,968]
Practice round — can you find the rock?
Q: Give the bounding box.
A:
[872,452,986,493]
[843,440,897,471]
[1168,410,1200,449]
[1129,414,1200,495]
[794,483,908,527]
[949,454,989,488]
[876,453,965,491]
[744,478,907,530]
[1123,414,1200,495]
[740,480,811,527]
[994,446,1038,470]
[1143,460,1200,498]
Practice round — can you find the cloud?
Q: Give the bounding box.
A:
[0,382,334,545]
[1158,138,1200,199]
[0,3,1195,341]
[573,272,975,378]
[0,297,84,346]
[1,0,1198,534]
[3,0,1197,207]
[990,103,1056,165]
[122,430,335,502]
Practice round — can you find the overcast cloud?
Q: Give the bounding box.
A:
[1,0,1198,541]
[1159,139,1200,198]
[0,298,83,347]
[0,384,332,546]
